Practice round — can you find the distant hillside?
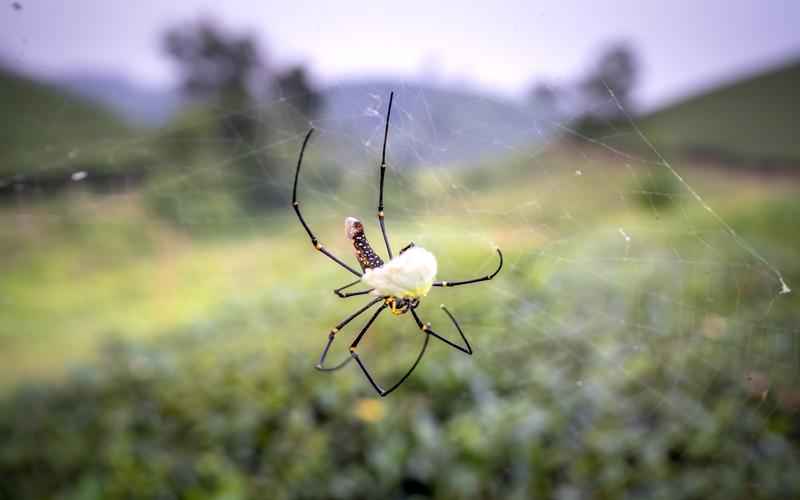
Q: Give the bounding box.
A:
[0,67,148,181]
[57,72,182,127]
[316,81,550,167]
[637,59,800,165]
[56,72,552,168]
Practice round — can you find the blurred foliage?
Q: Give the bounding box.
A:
[2,45,800,494]
[148,106,339,234]
[164,19,261,101]
[579,42,638,120]
[145,171,246,236]
[1,245,798,499]
[530,42,639,140]
[630,166,682,211]
[0,67,149,181]
[155,104,220,165]
[274,66,322,125]
[4,22,800,500]
[150,103,258,232]
[570,59,800,167]
[1,151,799,497]
[161,19,324,215]
[536,48,799,169]
[637,59,800,165]
[163,18,277,212]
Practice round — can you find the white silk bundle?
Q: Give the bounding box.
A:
[362,247,438,298]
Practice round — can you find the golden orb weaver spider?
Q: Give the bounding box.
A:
[291,92,503,396]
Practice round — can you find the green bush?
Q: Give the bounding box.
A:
[631,167,682,210]
[1,291,798,499]
[145,172,246,236]
[152,103,290,219]
[3,191,798,499]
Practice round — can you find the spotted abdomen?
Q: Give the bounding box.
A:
[345,217,384,270]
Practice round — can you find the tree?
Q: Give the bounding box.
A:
[163,19,282,211]
[580,42,638,121]
[164,19,264,147]
[274,66,322,121]
[528,82,563,117]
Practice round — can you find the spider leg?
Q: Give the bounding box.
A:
[333,278,374,299]
[377,91,395,260]
[350,302,432,397]
[293,128,363,278]
[433,248,503,288]
[399,241,415,254]
[316,297,384,371]
[410,306,473,355]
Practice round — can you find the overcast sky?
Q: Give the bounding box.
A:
[1,0,798,108]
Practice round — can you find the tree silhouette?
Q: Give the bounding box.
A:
[275,66,321,121]
[580,42,638,120]
[164,19,264,147]
[528,82,562,116]
[163,19,286,211]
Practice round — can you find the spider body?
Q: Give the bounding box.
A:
[345,217,384,270]
[383,296,418,315]
[346,217,435,312]
[292,91,503,396]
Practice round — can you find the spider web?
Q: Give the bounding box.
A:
[2,53,799,495]
[4,74,797,387]
[156,78,794,414]
[252,87,800,498]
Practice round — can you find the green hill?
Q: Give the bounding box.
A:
[637,59,800,165]
[0,67,144,180]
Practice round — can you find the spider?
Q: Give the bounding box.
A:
[292,92,503,396]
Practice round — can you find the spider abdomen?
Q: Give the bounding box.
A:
[345,217,384,270]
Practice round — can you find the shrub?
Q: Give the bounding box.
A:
[631,167,681,210]
[1,310,798,499]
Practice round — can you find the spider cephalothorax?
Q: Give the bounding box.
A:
[292,91,503,396]
[383,296,418,315]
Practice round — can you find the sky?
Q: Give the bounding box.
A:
[1,0,798,109]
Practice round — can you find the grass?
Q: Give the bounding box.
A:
[1,193,298,383]
[0,67,148,179]
[1,143,799,498]
[1,148,797,387]
[2,52,800,497]
[635,59,800,164]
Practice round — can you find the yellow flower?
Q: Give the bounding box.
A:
[353,398,386,423]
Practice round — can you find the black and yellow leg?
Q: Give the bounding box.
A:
[349,303,432,397]
[292,128,363,278]
[399,241,415,254]
[316,297,384,371]
[433,248,504,289]
[333,279,374,299]
[410,306,473,355]
[377,92,394,260]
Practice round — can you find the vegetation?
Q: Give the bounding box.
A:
[2,33,800,497]
[161,19,322,214]
[0,68,146,180]
[536,53,800,169]
[1,141,799,498]
[630,166,681,210]
[636,59,800,165]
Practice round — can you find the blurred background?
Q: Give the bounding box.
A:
[1,1,799,498]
